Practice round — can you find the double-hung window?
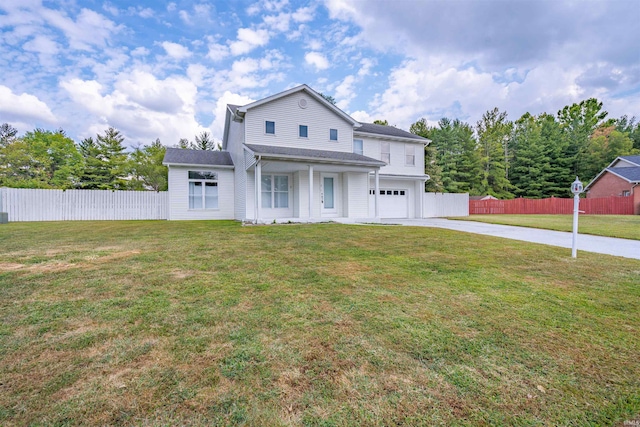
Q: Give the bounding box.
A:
[353,139,363,155]
[189,171,218,209]
[261,175,289,208]
[330,128,338,141]
[405,144,415,166]
[265,121,275,134]
[381,142,390,164]
[299,125,308,138]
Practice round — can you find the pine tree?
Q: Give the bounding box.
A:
[476,108,513,198]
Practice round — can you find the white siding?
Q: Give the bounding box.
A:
[423,193,469,217]
[0,187,168,221]
[361,137,425,176]
[245,93,354,152]
[343,172,369,218]
[225,119,247,220]
[167,167,234,220]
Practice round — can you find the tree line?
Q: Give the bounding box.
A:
[409,98,640,198]
[0,124,219,191]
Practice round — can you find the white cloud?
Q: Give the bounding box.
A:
[263,13,290,32]
[23,35,59,54]
[131,46,149,56]
[305,51,329,70]
[207,42,229,61]
[292,6,314,22]
[0,85,56,124]
[229,28,270,56]
[357,58,374,77]
[60,72,205,146]
[334,75,356,110]
[161,41,192,60]
[210,91,255,140]
[41,8,121,51]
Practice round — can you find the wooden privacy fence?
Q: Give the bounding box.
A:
[0,187,169,222]
[424,192,469,217]
[469,196,634,215]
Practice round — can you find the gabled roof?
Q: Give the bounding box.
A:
[355,122,430,143]
[616,155,640,166]
[236,84,359,126]
[585,154,640,189]
[244,144,386,167]
[606,167,640,183]
[163,147,234,167]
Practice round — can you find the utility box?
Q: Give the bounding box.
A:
[0,212,8,224]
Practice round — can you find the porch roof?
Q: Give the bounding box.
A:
[244,144,386,167]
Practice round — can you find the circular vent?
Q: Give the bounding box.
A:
[298,98,308,109]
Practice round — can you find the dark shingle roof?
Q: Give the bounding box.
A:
[355,122,427,141]
[609,166,640,182]
[163,147,234,166]
[244,144,386,166]
[619,155,640,166]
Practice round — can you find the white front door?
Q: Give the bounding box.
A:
[320,173,338,216]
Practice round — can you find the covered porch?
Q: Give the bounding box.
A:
[244,144,385,223]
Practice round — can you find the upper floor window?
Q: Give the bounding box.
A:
[353,139,363,155]
[330,128,338,141]
[405,144,415,166]
[265,121,275,134]
[299,125,308,138]
[622,190,630,197]
[381,142,390,164]
[188,171,218,210]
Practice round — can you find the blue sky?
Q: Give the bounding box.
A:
[1,0,639,148]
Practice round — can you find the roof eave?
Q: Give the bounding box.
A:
[163,162,234,169]
[353,130,431,144]
[253,152,385,167]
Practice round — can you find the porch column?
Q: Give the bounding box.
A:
[256,160,262,223]
[308,165,314,219]
[374,169,380,219]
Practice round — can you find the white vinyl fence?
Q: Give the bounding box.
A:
[0,187,168,222]
[423,192,469,217]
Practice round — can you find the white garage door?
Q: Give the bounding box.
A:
[370,189,408,218]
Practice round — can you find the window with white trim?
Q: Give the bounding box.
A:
[353,139,363,155]
[265,121,275,134]
[622,190,630,197]
[381,142,390,164]
[188,171,218,209]
[330,128,338,141]
[405,144,415,166]
[261,175,289,208]
[299,125,308,138]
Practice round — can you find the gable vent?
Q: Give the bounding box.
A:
[298,98,308,109]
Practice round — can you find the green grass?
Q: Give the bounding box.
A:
[453,214,640,240]
[0,220,639,426]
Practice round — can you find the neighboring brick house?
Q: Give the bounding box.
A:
[585,155,640,214]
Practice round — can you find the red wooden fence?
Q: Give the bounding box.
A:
[469,196,634,215]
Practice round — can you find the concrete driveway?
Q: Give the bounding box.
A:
[385,218,640,260]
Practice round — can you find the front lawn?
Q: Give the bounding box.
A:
[0,221,638,426]
[453,214,640,240]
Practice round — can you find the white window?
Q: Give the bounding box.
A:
[381,142,390,164]
[353,139,363,155]
[405,144,415,166]
[299,125,308,138]
[265,121,275,134]
[330,128,338,141]
[261,175,289,208]
[622,190,630,197]
[189,171,218,209]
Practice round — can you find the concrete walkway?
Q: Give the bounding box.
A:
[385,218,640,260]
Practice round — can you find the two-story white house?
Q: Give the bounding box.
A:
[163,84,430,222]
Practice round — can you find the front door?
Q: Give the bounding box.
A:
[321,173,338,216]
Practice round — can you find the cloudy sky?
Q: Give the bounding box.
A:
[1,0,639,148]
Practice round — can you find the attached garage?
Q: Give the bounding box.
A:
[369,188,409,218]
